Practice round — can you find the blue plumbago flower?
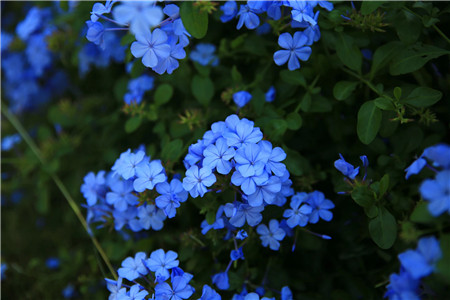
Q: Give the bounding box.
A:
[290,1,316,25]
[385,270,420,300]
[212,271,229,290]
[152,40,186,75]
[230,247,245,261]
[423,144,450,169]
[233,91,252,108]
[220,1,238,23]
[112,149,146,180]
[86,21,105,49]
[231,169,269,196]
[274,32,312,71]
[256,219,286,251]
[259,141,287,176]
[240,292,273,300]
[1,263,7,280]
[105,277,123,300]
[236,229,248,240]
[203,121,227,146]
[16,7,52,41]
[283,192,313,228]
[405,157,427,180]
[200,284,221,300]
[131,28,171,68]
[236,5,260,30]
[303,11,321,44]
[118,252,148,281]
[127,284,149,300]
[184,139,206,169]
[146,249,179,282]
[135,204,166,231]
[223,115,263,148]
[399,236,442,280]
[45,257,60,269]
[224,202,264,227]
[305,191,334,223]
[201,205,226,234]
[267,1,282,20]
[334,153,359,180]
[155,275,195,300]
[190,43,219,66]
[106,178,139,212]
[155,179,188,218]
[265,86,276,102]
[124,74,154,105]
[247,175,282,207]
[112,1,163,36]
[170,267,194,284]
[420,170,450,216]
[81,171,106,206]
[281,286,293,300]
[1,134,21,151]
[62,284,76,299]
[25,32,53,76]
[133,160,167,192]
[1,32,13,52]
[113,206,139,231]
[203,138,236,175]
[182,165,217,198]
[234,143,269,177]
[90,0,116,22]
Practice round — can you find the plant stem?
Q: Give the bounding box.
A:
[1,102,118,280]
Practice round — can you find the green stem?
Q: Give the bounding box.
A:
[1,102,118,280]
[403,7,450,46]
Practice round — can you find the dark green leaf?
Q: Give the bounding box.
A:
[120,33,135,46]
[231,65,242,83]
[393,87,402,100]
[333,81,358,101]
[351,186,375,208]
[395,10,422,44]
[284,147,310,176]
[389,45,450,75]
[437,234,450,283]
[180,2,208,39]
[286,112,302,130]
[154,84,174,106]
[191,75,214,106]
[370,41,403,78]
[379,174,390,198]
[336,33,362,72]
[374,97,395,111]
[300,93,311,112]
[161,139,183,161]
[280,70,306,86]
[251,88,265,115]
[401,87,442,107]
[361,1,384,15]
[364,205,379,219]
[357,101,382,145]
[125,116,142,133]
[410,202,434,224]
[369,207,397,249]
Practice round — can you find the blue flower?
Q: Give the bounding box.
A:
[224,202,264,227]
[133,160,167,192]
[155,179,188,218]
[234,143,269,177]
[118,252,148,281]
[259,141,287,176]
[1,32,13,52]
[265,86,276,102]
[203,138,236,175]
[256,219,286,250]
[128,284,149,300]
[106,178,139,211]
[25,32,53,76]
[212,271,229,290]
[281,286,293,300]
[274,32,312,71]
[112,149,146,180]
[184,139,206,168]
[236,5,260,30]
[131,28,171,68]
[230,247,245,261]
[398,236,442,279]
[155,275,195,300]
[223,116,263,148]
[135,204,166,231]
[86,21,105,49]
[290,1,316,25]
[62,284,76,298]
[1,263,7,280]
[124,74,154,104]
[423,144,450,169]
[236,229,248,240]
[247,175,281,207]
[1,134,21,151]
[199,284,221,300]
[201,205,226,234]
[182,165,217,198]
[384,270,420,300]
[220,1,238,23]
[190,43,219,66]
[334,154,359,180]
[105,277,123,300]
[16,7,51,41]
[112,1,163,36]
[231,169,268,195]
[305,191,334,223]
[145,249,179,282]
[81,171,106,206]
[233,91,252,108]
[283,192,312,228]
[90,0,116,22]
[419,170,450,216]
[45,257,60,269]
[152,41,186,75]
[405,157,427,179]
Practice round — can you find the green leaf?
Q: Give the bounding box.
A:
[161,139,183,161]
[300,93,311,112]
[357,101,382,145]
[379,174,390,198]
[280,70,306,86]
[231,65,242,83]
[374,97,395,111]
[393,87,402,100]
[267,119,288,139]
[154,84,174,106]
[333,81,358,101]
[180,2,208,39]
[130,60,146,78]
[437,234,450,283]
[395,10,422,44]
[351,186,375,208]
[191,75,214,106]
[401,87,442,108]
[361,1,384,15]
[336,33,362,72]
[410,202,434,224]
[389,45,450,75]
[364,205,379,219]
[369,207,397,249]
[125,116,142,133]
[286,112,303,130]
[370,41,403,78]
[284,147,310,176]
[251,88,265,116]
[120,33,135,46]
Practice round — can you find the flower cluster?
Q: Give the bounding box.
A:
[81,147,188,233]
[86,1,191,76]
[1,6,69,114]
[189,43,219,67]
[405,144,450,216]
[219,0,333,70]
[385,236,442,299]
